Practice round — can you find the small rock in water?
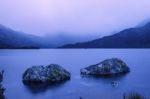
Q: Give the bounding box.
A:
[22,64,71,84]
[111,81,118,87]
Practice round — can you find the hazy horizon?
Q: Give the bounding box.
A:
[0,0,150,36]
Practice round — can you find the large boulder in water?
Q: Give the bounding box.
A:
[23,64,71,84]
[81,58,130,76]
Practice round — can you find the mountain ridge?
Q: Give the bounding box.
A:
[1,22,150,49]
[60,22,150,48]
[0,25,40,48]
[0,24,99,48]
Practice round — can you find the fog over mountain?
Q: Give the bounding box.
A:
[0,0,150,37]
[0,24,100,48]
[1,0,150,48]
[61,22,150,48]
[1,21,150,48]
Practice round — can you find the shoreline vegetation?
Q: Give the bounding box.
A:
[0,70,5,99]
[123,92,146,99]
[1,47,150,49]
[79,92,146,99]
[0,46,39,49]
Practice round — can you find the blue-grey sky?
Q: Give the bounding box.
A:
[0,0,150,36]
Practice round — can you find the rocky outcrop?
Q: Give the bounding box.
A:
[81,58,130,76]
[23,64,71,84]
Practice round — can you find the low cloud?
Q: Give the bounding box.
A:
[0,0,150,36]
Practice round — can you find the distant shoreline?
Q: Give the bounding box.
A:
[1,48,150,49]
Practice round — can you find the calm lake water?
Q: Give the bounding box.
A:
[0,49,150,99]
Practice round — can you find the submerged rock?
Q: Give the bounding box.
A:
[111,81,118,87]
[23,64,71,84]
[81,58,130,76]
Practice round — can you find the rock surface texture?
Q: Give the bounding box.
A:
[81,58,130,76]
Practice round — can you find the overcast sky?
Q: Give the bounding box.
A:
[0,0,150,36]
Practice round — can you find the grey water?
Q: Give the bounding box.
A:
[0,49,150,99]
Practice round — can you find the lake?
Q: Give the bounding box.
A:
[0,49,150,99]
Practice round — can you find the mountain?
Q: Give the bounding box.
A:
[0,24,99,48]
[2,22,150,49]
[0,25,40,49]
[60,22,150,48]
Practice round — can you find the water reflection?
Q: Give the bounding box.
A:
[80,73,129,85]
[23,80,70,94]
[81,73,129,79]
